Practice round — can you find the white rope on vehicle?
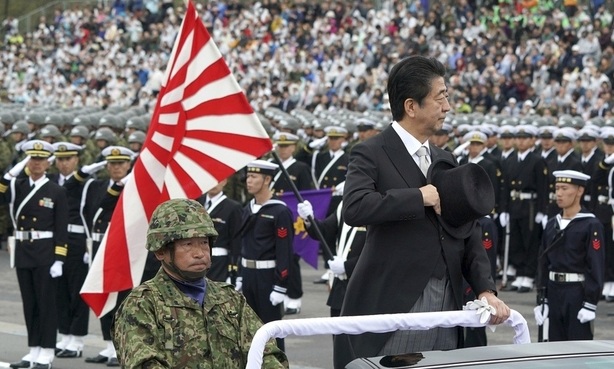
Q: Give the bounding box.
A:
[246,309,529,369]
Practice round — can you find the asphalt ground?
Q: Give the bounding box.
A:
[1,248,614,368]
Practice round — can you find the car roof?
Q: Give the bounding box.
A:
[346,340,614,369]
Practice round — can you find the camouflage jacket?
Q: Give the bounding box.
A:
[113,269,288,369]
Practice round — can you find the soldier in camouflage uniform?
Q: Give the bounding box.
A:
[112,199,288,369]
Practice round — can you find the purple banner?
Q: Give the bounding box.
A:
[279,189,333,269]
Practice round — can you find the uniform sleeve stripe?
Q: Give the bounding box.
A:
[55,245,68,256]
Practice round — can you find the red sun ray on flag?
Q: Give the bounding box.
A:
[81,0,273,317]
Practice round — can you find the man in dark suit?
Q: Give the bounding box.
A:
[196,178,243,283]
[1,141,69,369]
[333,56,510,369]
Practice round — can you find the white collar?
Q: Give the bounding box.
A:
[557,148,574,162]
[391,121,429,156]
[29,175,47,187]
[206,191,224,204]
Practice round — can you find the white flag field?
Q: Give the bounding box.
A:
[80,0,273,317]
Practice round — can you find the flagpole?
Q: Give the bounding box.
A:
[271,151,335,261]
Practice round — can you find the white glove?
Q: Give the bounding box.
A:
[332,181,345,196]
[47,155,55,165]
[81,160,107,175]
[328,256,346,275]
[225,276,232,284]
[577,307,596,323]
[234,276,243,291]
[50,261,64,278]
[297,200,314,220]
[4,156,30,179]
[464,296,497,324]
[453,140,471,156]
[533,304,549,325]
[499,212,509,228]
[269,291,285,306]
[309,136,328,150]
[83,252,90,265]
[541,214,548,230]
[605,153,614,165]
[535,212,545,224]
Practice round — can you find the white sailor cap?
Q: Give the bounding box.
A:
[464,131,487,144]
[577,128,598,141]
[101,146,136,162]
[273,132,300,145]
[515,125,538,138]
[52,142,82,157]
[22,140,54,158]
[553,127,577,142]
[499,125,516,138]
[324,126,348,137]
[246,159,278,176]
[552,170,590,187]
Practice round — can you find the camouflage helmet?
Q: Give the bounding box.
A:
[146,199,218,252]
[70,125,90,140]
[11,120,30,135]
[128,130,146,144]
[94,127,118,145]
[98,115,123,130]
[125,117,147,132]
[39,124,62,139]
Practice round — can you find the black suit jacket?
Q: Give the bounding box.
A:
[334,126,495,368]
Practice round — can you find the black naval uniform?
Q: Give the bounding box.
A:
[0,175,69,349]
[500,149,548,284]
[538,211,605,341]
[305,201,366,317]
[314,150,348,215]
[196,192,243,282]
[65,169,125,342]
[51,173,90,340]
[270,157,315,310]
[464,216,498,347]
[590,160,614,286]
[580,148,604,210]
[239,198,294,351]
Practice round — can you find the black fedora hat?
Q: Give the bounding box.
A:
[427,158,495,239]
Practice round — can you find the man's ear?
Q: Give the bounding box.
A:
[404,98,416,118]
[154,248,167,261]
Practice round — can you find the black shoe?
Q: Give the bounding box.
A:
[501,284,519,292]
[107,357,119,367]
[54,348,63,355]
[57,348,82,358]
[313,278,327,284]
[517,286,532,293]
[285,307,301,315]
[32,363,51,369]
[9,360,31,369]
[85,354,109,363]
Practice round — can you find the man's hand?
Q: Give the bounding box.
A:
[81,160,108,175]
[269,291,285,306]
[419,184,440,214]
[234,276,243,291]
[328,256,346,275]
[4,156,30,180]
[478,291,511,325]
[533,304,549,325]
[499,212,509,228]
[297,200,314,220]
[50,261,64,278]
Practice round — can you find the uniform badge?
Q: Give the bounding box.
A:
[482,236,493,250]
[277,227,288,239]
[211,218,226,224]
[39,197,54,208]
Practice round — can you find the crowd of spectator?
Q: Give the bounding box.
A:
[0,0,612,122]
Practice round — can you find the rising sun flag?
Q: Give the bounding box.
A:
[80,0,273,317]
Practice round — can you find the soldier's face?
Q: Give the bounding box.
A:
[327,136,344,151]
[55,156,79,175]
[157,237,211,278]
[275,144,295,161]
[107,161,131,181]
[27,157,49,179]
[555,183,583,209]
[246,173,269,195]
[555,141,574,156]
